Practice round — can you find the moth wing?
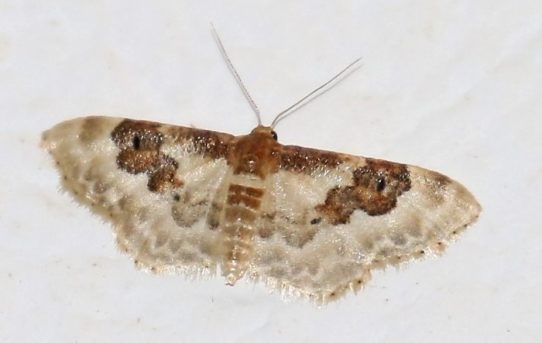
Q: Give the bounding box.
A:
[42,116,235,273]
[249,146,481,303]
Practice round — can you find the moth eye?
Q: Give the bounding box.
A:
[376,177,386,192]
[271,131,278,141]
[133,135,141,149]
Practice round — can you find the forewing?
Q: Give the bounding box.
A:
[42,116,234,273]
[250,145,481,303]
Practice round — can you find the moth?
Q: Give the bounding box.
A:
[42,30,481,303]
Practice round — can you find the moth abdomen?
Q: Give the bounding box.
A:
[220,182,264,285]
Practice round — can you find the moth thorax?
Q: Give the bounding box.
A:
[230,131,279,178]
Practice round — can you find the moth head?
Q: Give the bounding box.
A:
[250,126,278,141]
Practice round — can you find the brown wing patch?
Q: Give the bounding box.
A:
[279,145,348,173]
[111,119,182,193]
[316,158,411,224]
[166,127,234,159]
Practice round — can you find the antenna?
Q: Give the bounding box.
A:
[211,24,262,125]
[271,58,362,128]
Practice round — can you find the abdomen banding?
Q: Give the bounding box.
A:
[221,183,264,285]
[226,184,264,209]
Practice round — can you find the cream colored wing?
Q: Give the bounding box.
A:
[249,147,481,303]
[42,116,234,274]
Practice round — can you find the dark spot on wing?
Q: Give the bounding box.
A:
[376,177,386,192]
[133,135,141,150]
